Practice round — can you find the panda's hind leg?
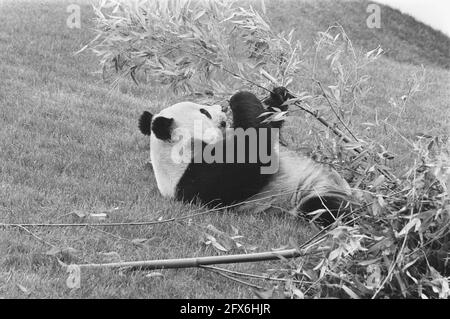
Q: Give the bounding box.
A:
[299,196,350,227]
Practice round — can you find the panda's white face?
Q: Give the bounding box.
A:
[149,102,227,197]
[157,102,227,143]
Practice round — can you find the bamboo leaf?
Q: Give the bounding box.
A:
[342,285,359,299]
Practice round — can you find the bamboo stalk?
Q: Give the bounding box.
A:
[76,249,301,270]
[67,207,372,273]
[291,98,398,183]
[202,266,264,290]
[0,187,314,229]
[200,265,311,284]
[294,101,356,145]
[315,80,360,142]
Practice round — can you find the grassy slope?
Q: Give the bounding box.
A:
[0,0,448,298]
[267,0,450,69]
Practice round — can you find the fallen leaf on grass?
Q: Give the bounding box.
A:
[17,283,31,296]
[252,287,274,299]
[131,238,149,246]
[145,272,164,279]
[206,224,225,236]
[71,210,108,221]
[365,264,382,290]
[244,245,258,252]
[203,224,250,252]
[342,285,360,299]
[371,175,385,189]
[88,213,108,221]
[291,287,305,299]
[98,207,120,214]
[71,210,88,218]
[66,264,81,289]
[204,234,229,252]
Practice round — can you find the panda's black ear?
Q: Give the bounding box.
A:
[151,116,174,142]
[138,111,153,136]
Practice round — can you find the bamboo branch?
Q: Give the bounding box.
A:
[72,249,302,271]
[200,265,311,284]
[0,204,226,228]
[0,187,313,229]
[71,213,354,271]
[201,266,264,290]
[59,205,375,276]
[315,80,360,142]
[14,224,57,248]
[290,96,398,183]
[152,39,273,94]
[293,100,359,146]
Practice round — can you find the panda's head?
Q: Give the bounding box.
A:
[139,102,228,197]
[139,102,228,144]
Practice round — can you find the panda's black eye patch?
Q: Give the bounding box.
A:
[200,108,212,119]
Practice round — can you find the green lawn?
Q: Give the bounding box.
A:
[0,0,448,298]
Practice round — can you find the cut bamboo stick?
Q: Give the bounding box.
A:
[76,249,301,271]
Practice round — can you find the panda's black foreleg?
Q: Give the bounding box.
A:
[229,91,267,129]
[229,87,292,130]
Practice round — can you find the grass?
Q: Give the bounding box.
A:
[0,0,448,298]
[267,0,450,69]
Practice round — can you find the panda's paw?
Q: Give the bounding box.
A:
[271,87,289,100]
[264,87,294,111]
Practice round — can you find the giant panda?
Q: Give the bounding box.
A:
[138,88,352,226]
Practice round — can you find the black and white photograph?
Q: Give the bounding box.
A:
[0,0,449,302]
